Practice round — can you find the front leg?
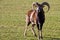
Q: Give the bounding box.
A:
[39,23,43,40]
[37,23,43,40]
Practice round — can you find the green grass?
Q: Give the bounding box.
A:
[0,0,60,40]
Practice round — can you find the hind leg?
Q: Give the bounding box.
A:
[31,24,37,37]
[24,15,31,37]
[24,22,31,37]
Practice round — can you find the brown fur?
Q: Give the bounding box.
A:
[24,2,50,40]
[26,9,37,24]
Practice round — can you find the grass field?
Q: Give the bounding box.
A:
[0,0,60,40]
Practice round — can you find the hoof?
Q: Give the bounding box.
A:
[24,33,26,37]
[34,34,37,37]
[38,38,43,40]
[41,36,43,39]
[38,36,43,40]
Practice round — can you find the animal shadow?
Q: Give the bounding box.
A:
[44,37,60,40]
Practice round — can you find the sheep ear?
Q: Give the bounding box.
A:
[41,2,50,12]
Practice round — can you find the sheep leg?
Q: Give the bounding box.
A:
[40,24,43,39]
[31,24,37,37]
[37,22,43,40]
[24,15,31,37]
[38,23,43,40]
[24,24,28,37]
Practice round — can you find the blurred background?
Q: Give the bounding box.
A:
[0,0,60,40]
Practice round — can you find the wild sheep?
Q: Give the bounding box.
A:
[24,2,50,40]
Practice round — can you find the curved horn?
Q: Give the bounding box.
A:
[32,2,38,10]
[32,2,36,10]
[41,2,50,12]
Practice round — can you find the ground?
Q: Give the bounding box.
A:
[0,0,60,40]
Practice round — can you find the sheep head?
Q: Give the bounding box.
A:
[32,2,50,12]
